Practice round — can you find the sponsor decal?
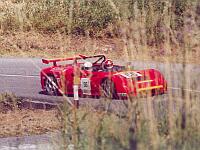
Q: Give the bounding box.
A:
[51,68,62,71]
[137,80,153,84]
[138,85,163,92]
[116,71,142,79]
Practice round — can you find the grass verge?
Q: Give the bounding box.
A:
[1,93,200,149]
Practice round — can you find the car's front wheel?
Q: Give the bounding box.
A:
[45,76,58,96]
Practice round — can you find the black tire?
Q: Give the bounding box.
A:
[101,79,117,99]
[44,76,59,96]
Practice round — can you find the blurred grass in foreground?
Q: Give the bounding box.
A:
[0,0,200,150]
[54,95,200,150]
[0,93,200,149]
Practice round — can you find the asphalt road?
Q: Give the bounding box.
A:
[1,58,200,149]
[0,57,200,104]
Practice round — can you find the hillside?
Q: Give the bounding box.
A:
[0,0,199,63]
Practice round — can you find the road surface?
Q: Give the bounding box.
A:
[0,57,200,104]
[1,57,200,150]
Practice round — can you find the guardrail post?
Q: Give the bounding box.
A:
[73,84,79,108]
[73,59,80,109]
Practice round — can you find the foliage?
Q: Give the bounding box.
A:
[0,0,117,34]
[0,0,199,41]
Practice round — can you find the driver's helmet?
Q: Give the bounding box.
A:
[83,61,93,71]
[103,59,113,69]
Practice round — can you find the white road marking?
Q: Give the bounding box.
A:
[0,74,39,78]
[0,73,200,96]
[168,87,200,93]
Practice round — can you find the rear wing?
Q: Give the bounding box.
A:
[42,57,82,66]
[42,54,105,66]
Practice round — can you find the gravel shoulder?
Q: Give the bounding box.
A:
[0,109,60,138]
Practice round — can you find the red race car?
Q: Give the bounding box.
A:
[40,54,167,99]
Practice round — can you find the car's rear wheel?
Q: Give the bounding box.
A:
[101,79,117,99]
[45,76,59,96]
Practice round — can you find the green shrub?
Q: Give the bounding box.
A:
[0,0,117,34]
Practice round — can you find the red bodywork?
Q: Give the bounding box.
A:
[40,55,167,98]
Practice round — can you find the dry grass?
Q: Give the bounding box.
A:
[0,0,200,149]
[0,31,200,64]
[0,0,199,64]
[0,93,60,137]
[0,109,60,137]
[0,93,200,149]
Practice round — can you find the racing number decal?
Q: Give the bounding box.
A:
[83,81,88,88]
[81,78,90,89]
[81,78,91,95]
